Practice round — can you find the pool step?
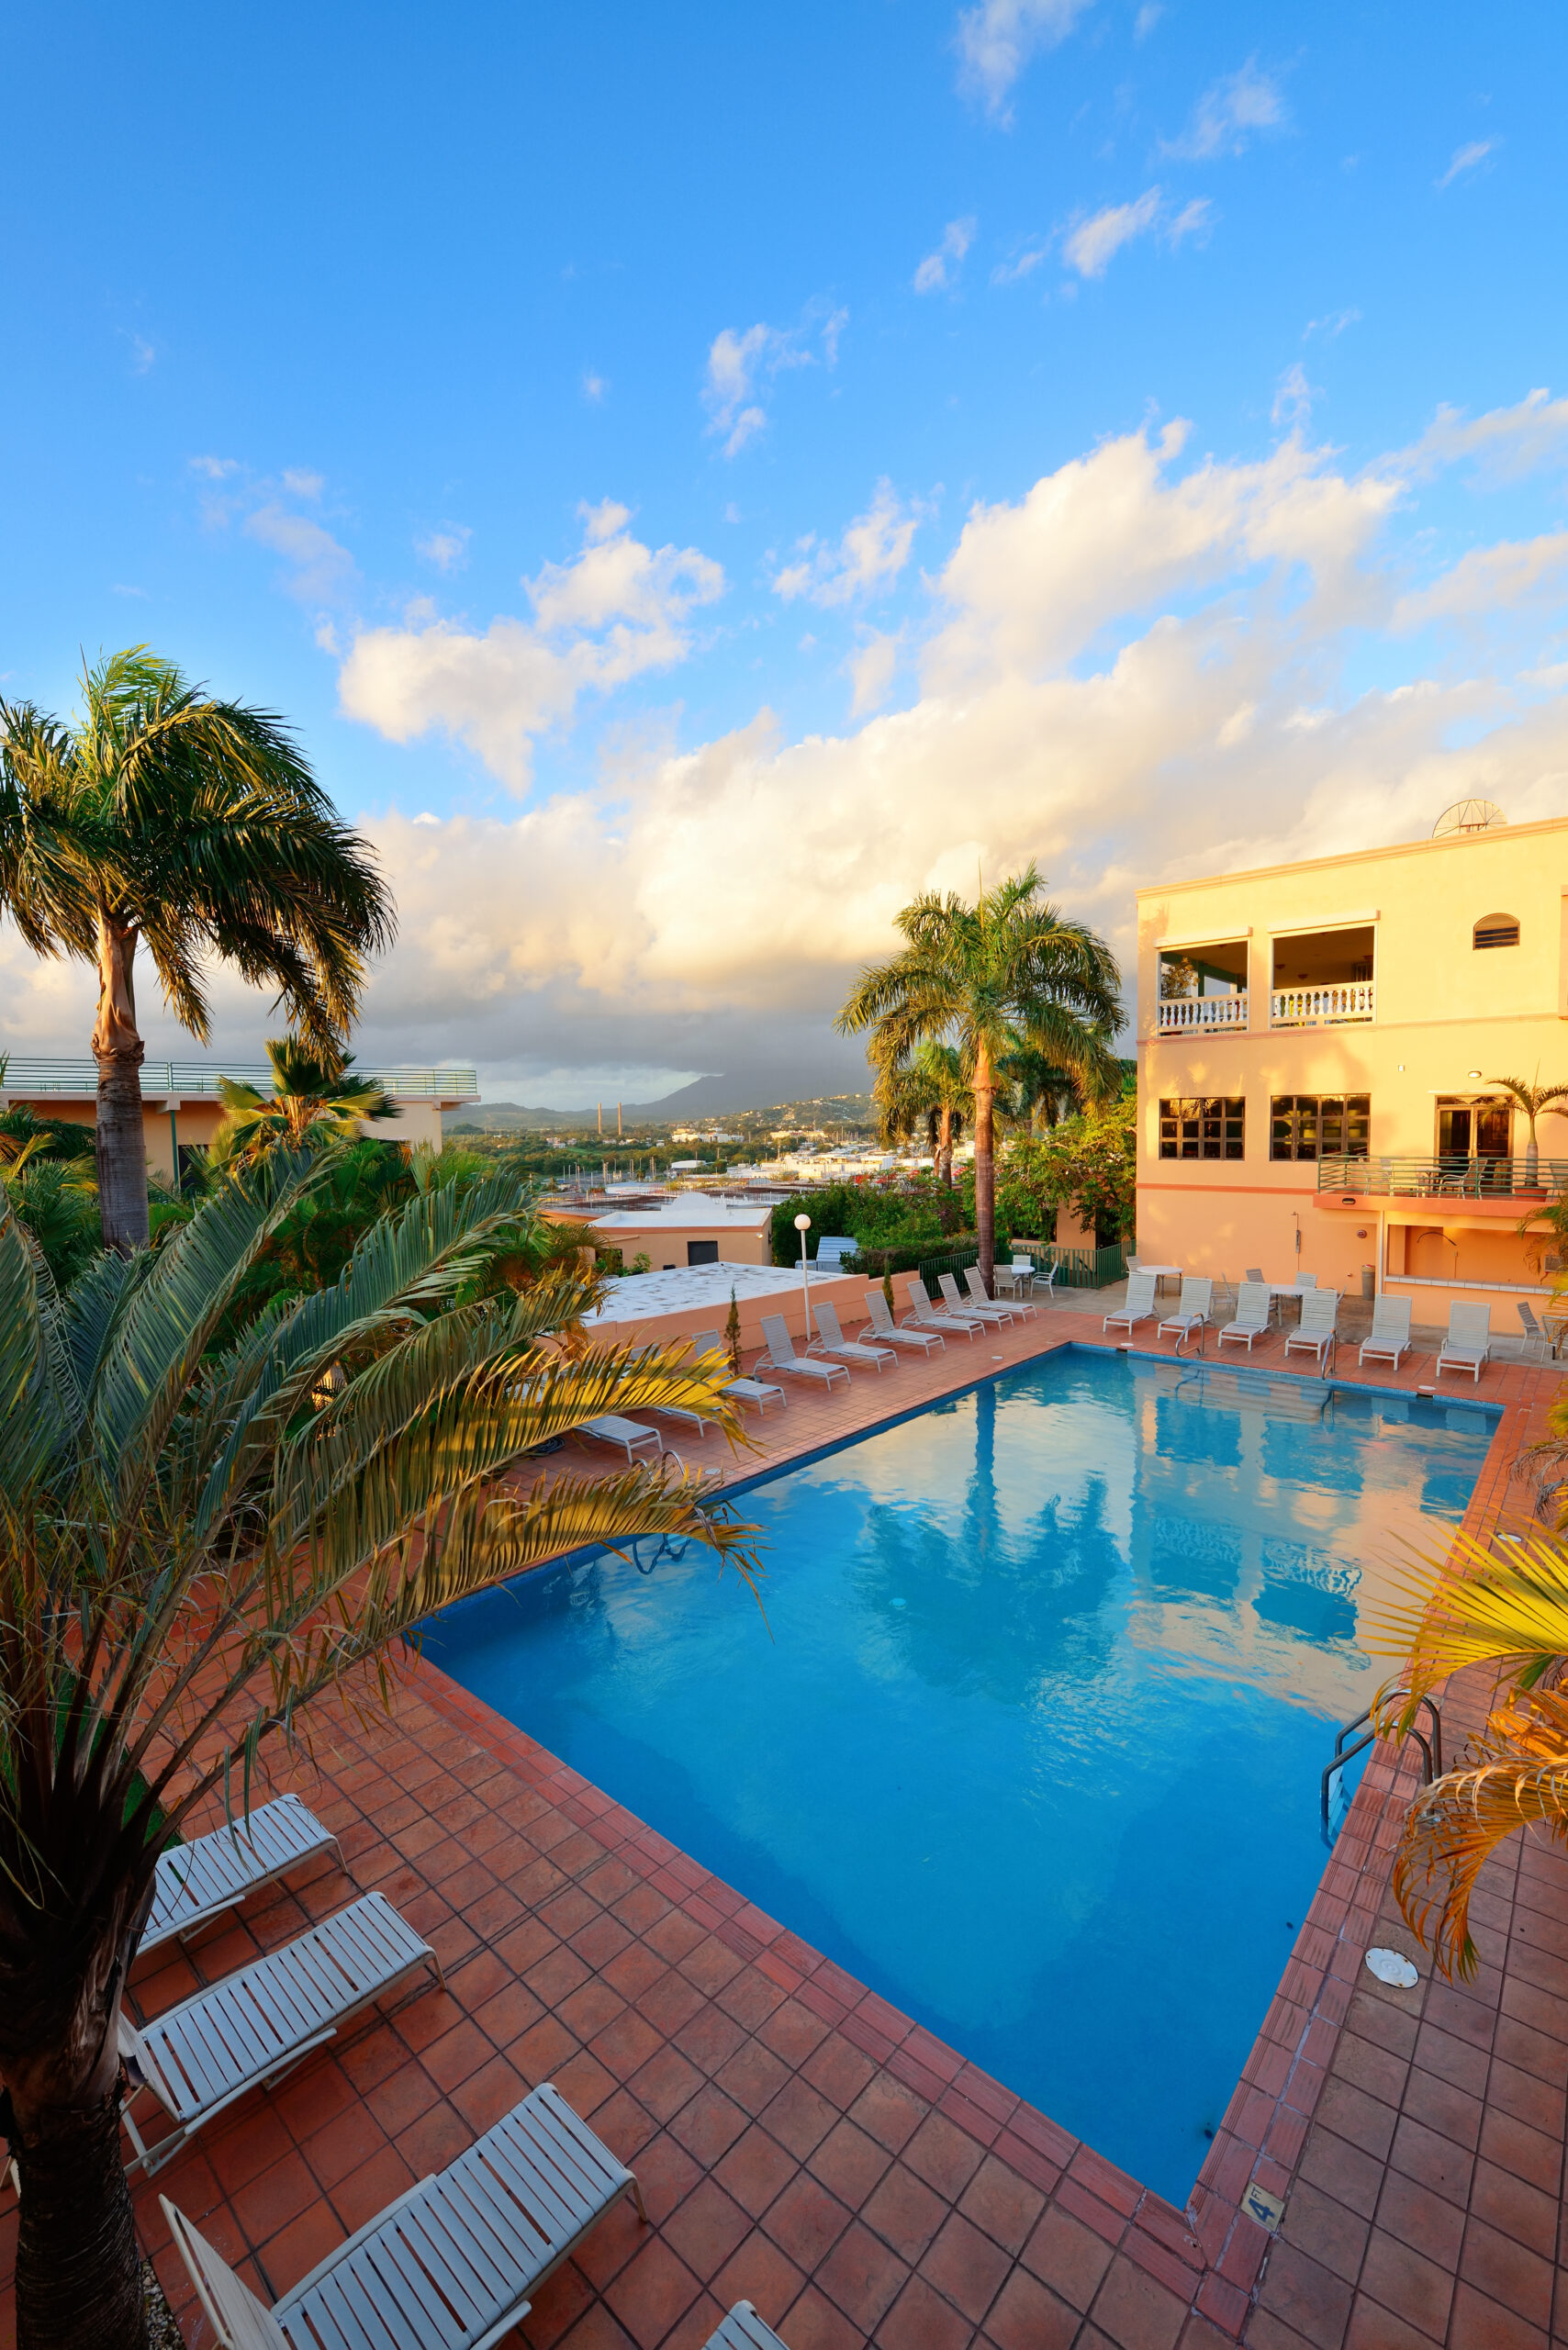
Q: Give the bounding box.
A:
[1164,1365,1334,1423]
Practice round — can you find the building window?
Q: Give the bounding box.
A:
[1473,912,1520,950]
[687,1239,720,1265]
[1159,1097,1245,1159]
[1271,1095,1371,1160]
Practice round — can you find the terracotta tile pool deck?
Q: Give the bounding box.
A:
[3,1300,1564,2350]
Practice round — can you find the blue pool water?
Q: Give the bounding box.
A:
[427,1347,1496,2201]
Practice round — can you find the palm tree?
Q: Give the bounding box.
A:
[1486,1071,1568,1185]
[1371,1525,1568,1980]
[0,649,393,1252]
[873,1038,969,1183]
[210,1035,400,1165]
[837,866,1122,1281]
[0,1157,756,2350]
[995,1031,1096,1136]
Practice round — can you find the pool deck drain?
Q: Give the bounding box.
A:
[4,1301,1564,2349]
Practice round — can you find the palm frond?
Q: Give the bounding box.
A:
[0,1204,70,1499]
[1363,1526,1568,1718]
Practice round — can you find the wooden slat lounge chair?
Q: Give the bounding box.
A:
[905,1279,983,1339]
[760,1314,850,1390]
[939,1271,1014,1327]
[1103,1270,1158,1336]
[810,1301,896,1371]
[1158,1277,1214,1353]
[1359,1295,1412,1369]
[974,1264,1036,1319]
[137,1794,343,1961]
[1215,1282,1272,1354]
[577,1415,665,1465]
[1437,1302,1492,1383]
[688,1330,787,1416]
[704,2306,791,2349]
[121,1891,442,2176]
[1284,1286,1339,1372]
[162,2081,645,2350]
[864,1290,944,1354]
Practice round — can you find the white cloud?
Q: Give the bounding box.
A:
[244,507,358,605]
[1271,362,1316,430]
[991,244,1050,286]
[282,468,324,499]
[337,504,723,789]
[189,455,241,480]
[1134,3,1161,36]
[702,322,816,456]
[1304,308,1361,341]
[1166,197,1215,251]
[111,583,148,599]
[846,632,902,717]
[955,0,1095,118]
[1163,60,1285,160]
[1438,140,1495,189]
[771,482,924,607]
[1394,388,1568,485]
[1394,532,1568,630]
[1062,190,1161,277]
[583,372,608,403]
[914,218,978,294]
[127,334,155,376]
[417,523,472,574]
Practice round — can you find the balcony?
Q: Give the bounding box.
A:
[1157,993,1249,1035]
[0,1057,480,1102]
[1316,1153,1568,1199]
[1271,981,1375,1027]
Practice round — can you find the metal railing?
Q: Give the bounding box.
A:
[1271,981,1374,1026]
[0,1057,479,1101]
[1013,1238,1129,1288]
[1321,1690,1443,1843]
[1157,995,1249,1034]
[1318,1153,1568,1199]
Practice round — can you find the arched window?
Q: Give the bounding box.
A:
[1473,912,1520,950]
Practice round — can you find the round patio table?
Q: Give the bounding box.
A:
[1138,1262,1183,1296]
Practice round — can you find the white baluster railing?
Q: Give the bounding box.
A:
[1270,982,1375,1026]
[1156,994,1249,1034]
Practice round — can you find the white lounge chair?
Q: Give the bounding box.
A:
[162,2081,645,2350]
[1295,1272,1318,1289]
[760,1314,850,1390]
[940,1271,1014,1326]
[811,1300,896,1371]
[1216,1282,1273,1354]
[689,1330,788,1416]
[1284,1286,1339,1372]
[578,1414,665,1465]
[905,1278,984,1339]
[704,2308,791,2350]
[865,1290,944,1354]
[622,1347,714,1439]
[1244,1266,1265,1285]
[1103,1270,1159,1336]
[1518,1302,1552,1365]
[978,1263,1038,1319]
[137,1795,342,1962]
[1158,1277,1214,1352]
[1359,1295,1412,1370]
[121,1891,442,2176]
[1438,1302,1492,1383]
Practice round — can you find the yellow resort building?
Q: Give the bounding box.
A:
[1136,808,1568,1324]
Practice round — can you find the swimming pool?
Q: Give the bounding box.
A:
[427,1346,1496,2203]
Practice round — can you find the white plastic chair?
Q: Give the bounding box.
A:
[162,2082,646,2350]
[578,1415,665,1465]
[941,1271,1014,1326]
[689,1331,787,1416]
[1158,1277,1214,1352]
[904,1278,984,1339]
[1518,1303,1551,1365]
[704,2308,791,2349]
[122,1893,442,2175]
[138,1795,343,1961]
[1284,1287,1339,1372]
[865,1290,944,1354]
[1359,1295,1412,1369]
[968,1264,1036,1321]
[811,1301,896,1372]
[1438,1303,1492,1383]
[1103,1271,1158,1336]
[1215,1283,1273,1354]
[760,1314,850,1389]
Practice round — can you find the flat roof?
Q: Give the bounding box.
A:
[587,1198,773,1230]
[1135,811,1568,903]
[584,1260,832,1326]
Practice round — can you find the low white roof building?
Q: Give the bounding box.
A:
[583,1259,834,1326]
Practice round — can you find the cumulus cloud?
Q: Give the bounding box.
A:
[771,482,924,607]
[845,632,902,718]
[914,218,978,294]
[1438,140,1495,189]
[244,507,358,604]
[955,0,1095,118]
[1394,532,1568,630]
[1162,60,1285,160]
[1394,388,1568,485]
[337,501,724,789]
[417,523,472,574]
[700,315,842,456]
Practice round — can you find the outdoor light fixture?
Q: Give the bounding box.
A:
[1467,1069,1483,1080]
[794,1211,813,1339]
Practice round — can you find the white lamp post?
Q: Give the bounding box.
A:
[794,1211,813,1340]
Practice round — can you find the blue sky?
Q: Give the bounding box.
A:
[5,2,1567,1102]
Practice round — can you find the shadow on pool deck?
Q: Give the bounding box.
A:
[1,1302,1562,2349]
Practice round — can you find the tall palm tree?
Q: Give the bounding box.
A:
[1371,1526,1568,1980]
[837,866,1122,1280]
[994,1031,1097,1136]
[1486,1071,1568,1184]
[0,1157,756,2350]
[0,648,393,1252]
[210,1035,400,1165]
[873,1038,969,1183]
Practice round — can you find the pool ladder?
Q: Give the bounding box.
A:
[1320,1688,1443,1843]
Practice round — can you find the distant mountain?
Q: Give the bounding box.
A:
[454,1063,875,1129]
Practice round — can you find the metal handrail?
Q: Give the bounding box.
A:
[1318,1153,1568,1199]
[1320,1687,1443,1841]
[0,1056,479,1101]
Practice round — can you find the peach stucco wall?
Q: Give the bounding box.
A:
[1136,816,1568,1321]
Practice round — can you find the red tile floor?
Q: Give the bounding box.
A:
[3,1297,1564,2349]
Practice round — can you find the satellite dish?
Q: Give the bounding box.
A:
[1432,799,1507,838]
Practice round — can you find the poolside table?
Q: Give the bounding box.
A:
[1265,1281,1323,1328]
[1138,1262,1183,1297]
